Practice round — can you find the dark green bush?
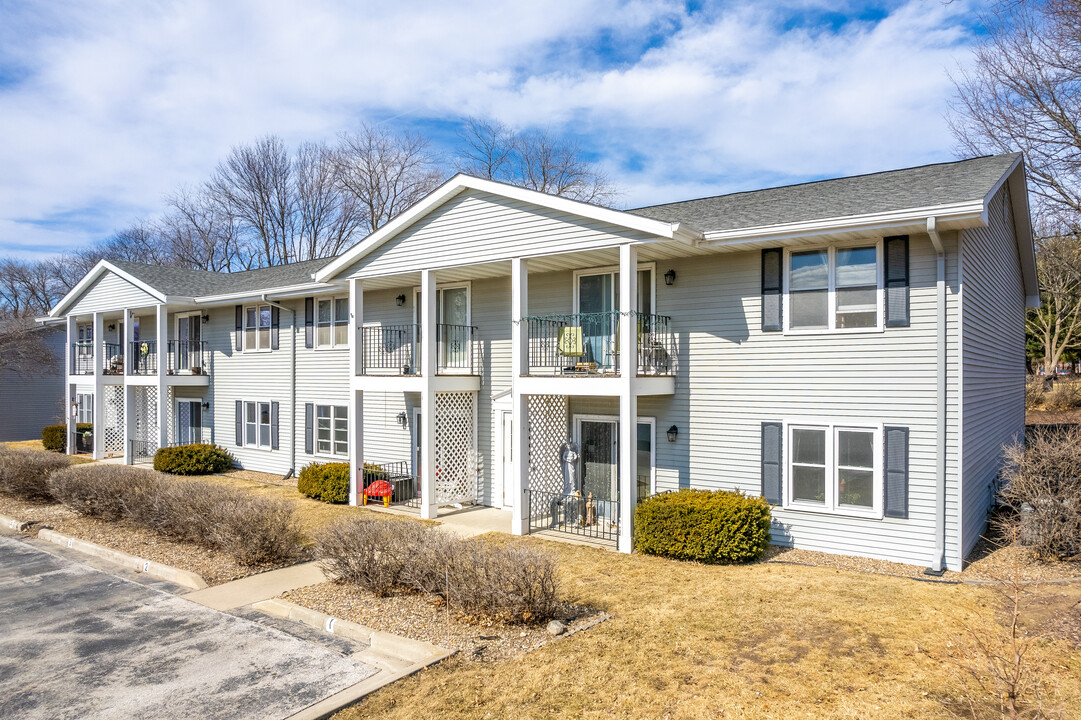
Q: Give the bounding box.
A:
[42,424,92,453]
[634,489,771,563]
[297,462,350,503]
[153,443,234,475]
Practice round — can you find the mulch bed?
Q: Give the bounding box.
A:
[0,494,306,586]
[283,581,606,663]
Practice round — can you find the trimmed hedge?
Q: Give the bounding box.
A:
[153,443,234,475]
[633,489,771,563]
[42,424,92,453]
[298,462,350,503]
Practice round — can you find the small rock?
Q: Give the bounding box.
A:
[547,620,565,636]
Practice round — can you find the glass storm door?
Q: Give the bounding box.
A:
[577,274,615,369]
[176,401,202,445]
[440,287,469,370]
[580,419,617,503]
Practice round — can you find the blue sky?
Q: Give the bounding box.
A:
[0,0,983,259]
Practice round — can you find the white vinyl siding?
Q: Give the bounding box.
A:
[68,272,159,316]
[959,185,1027,559]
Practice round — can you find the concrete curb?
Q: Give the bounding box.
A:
[0,513,30,533]
[36,529,208,591]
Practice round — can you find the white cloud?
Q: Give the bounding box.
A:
[0,0,978,257]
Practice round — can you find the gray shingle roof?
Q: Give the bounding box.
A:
[628,153,1021,233]
[108,257,335,298]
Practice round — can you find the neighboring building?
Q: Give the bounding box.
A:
[45,153,1037,572]
[0,324,65,441]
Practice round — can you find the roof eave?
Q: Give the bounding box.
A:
[49,260,168,318]
[192,282,338,304]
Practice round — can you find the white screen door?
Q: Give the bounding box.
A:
[501,410,513,507]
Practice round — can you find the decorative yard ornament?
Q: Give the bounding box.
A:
[558,439,580,495]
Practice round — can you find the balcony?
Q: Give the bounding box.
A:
[102,343,124,375]
[525,312,675,377]
[168,341,210,377]
[359,324,477,376]
[128,340,158,376]
[70,341,94,375]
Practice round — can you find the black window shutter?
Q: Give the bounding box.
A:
[761,249,783,332]
[304,403,314,455]
[761,422,783,504]
[271,306,280,350]
[234,305,243,351]
[884,235,910,327]
[304,298,314,348]
[234,400,243,446]
[884,426,909,518]
[271,401,280,450]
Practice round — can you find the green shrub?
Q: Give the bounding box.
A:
[0,447,70,501]
[41,424,92,453]
[153,443,234,475]
[633,489,771,563]
[297,462,350,503]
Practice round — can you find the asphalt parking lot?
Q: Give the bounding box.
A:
[0,534,375,720]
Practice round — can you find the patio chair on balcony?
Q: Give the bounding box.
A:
[557,325,597,375]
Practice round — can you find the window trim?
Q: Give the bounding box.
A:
[782,240,884,335]
[242,400,273,450]
[313,402,349,459]
[571,262,656,316]
[782,420,883,519]
[315,296,350,350]
[242,304,273,353]
[76,393,93,424]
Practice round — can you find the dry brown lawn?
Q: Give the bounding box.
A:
[334,535,1081,720]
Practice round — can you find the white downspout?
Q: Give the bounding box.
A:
[262,294,297,478]
[926,217,947,575]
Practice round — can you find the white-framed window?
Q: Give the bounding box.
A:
[243,304,272,351]
[571,263,655,316]
[317,297,349,349]
[316,404,348,456]
[244,401,272,448]
[76,394,93,423]
[784,242,882,332]
[77,324,93,342]
[786,422,881,518]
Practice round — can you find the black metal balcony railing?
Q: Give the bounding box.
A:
[129,340,158,376]
[360,460,420,508]
[360,324,420,375]
[102,343,124,375]
[436,323,477,375]
[168,341,210,376]
[524,312,675,377]
[526,488,620,544]
[70,341,94,375]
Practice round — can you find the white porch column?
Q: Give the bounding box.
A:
[65,316,76,455]
[419,269,438,519]
[122,308,135,464]
[348,277,364,506]
[91,312,105,460]
[618,244,638,553]
[510,257,530,535]
[156,304,168,450]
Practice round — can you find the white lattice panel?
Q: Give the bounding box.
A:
[103,386,124,455]
[133,387,158,457]
[528,395,568,497]
[165,388,175,445]
[434,392,475,505]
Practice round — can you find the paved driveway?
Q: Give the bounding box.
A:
[0,535,375,720]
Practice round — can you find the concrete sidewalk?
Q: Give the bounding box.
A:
[184,561,328,611]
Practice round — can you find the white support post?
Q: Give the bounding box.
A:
[510,258,530,535]
[419,269,438,520]
[65,316,76,455]
[349,277,364,506]
[122,308,135,464]
[91,312,105,460]
[618,244,638,553]
[156,304,168,450]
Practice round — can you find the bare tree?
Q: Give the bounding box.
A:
[1028,234,1081,375]
[294,141,365,259]
[333,125,446,233]
[0,318,60,376]
[162,186,247,272]
[948,0,1081,232]
[456,117,619,206]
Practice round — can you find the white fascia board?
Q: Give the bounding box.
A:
[49,260,168,317]
[698,200,988,248]
[314,174,699,282]
[1001,160,1040,304]
[192,282,337,305]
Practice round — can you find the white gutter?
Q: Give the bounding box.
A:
[261,293,297,478]
[926,216,947,575]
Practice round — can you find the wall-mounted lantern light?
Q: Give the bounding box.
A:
[396,411,408,427]
[666,425,678,442]
[395,294,407,307]
[664,269,677,286]
[107,323,116,332]
[201,314,210,324]
[201,401,210,411]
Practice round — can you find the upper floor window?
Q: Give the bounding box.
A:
[785,244,881,332]
[317,298,349,348]
[244,304,272,351]
[77,324,93,342]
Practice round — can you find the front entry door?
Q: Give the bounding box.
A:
[176,400,202,445]
[500,410,513,507]
[579,419,617,502]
